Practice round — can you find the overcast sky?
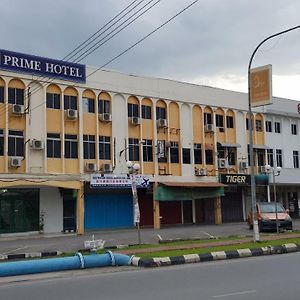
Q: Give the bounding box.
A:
[1,0,300,100]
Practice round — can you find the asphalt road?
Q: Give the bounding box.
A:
[1,252,300,299]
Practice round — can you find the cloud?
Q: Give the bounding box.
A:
[1,0,300,99]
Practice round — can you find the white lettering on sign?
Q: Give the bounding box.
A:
[226,175,246,184]
[3,54,42,71]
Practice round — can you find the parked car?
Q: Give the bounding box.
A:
[247,202,293,231]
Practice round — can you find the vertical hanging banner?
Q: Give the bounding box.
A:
[250,64,272,107]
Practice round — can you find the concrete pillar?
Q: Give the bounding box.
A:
[76,182,84,235]
[214,197,222,225]
[153,183,160,229]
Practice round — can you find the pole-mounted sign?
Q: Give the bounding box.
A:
[250,64,272,107]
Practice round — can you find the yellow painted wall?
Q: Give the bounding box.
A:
[47,110,62,132]
[255,114,265,145]
[64,87,79,134]
[0,157,4,172]
[128,96,140,138]
[215,108,225,143]
[98,92,112,138]
[47,158,62,173]
[143,162,155,175]
[226,109,236,143]
[82,89,97,135]
[65,159,79,174]
[169,102,181,176]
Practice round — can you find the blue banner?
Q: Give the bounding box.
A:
[0,49,86,83]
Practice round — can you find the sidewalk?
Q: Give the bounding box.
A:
[1,220,300,255]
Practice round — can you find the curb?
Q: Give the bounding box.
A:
[0,251,62,261]
[131,243,300,267]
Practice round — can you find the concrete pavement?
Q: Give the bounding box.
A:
[1,220,300,255]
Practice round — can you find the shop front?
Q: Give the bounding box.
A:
[154,182,225,227]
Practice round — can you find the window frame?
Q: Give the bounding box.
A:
[142,139,153,162]
[141,105,152,119]
[226,116,234,128]
[99,136,111,160]
[0,129,4,156]
[128,103,139,118]
[194,143,202,164]
[293,150,299,168]
[8,87,24,105]
[128,138,139,162]
[8,130,24,157]
[170,141,179,163]
[98,99,110,114]
[64,134,78,159]
[46,92,61,109]
[82,97,95,113]
[64,95,77,110]
[47,133,61,158]
[83,135,96,159]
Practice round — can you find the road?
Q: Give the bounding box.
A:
[1,252,300,299]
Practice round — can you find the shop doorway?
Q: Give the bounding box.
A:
[0,189,39,234]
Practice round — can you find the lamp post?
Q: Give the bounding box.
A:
[248,25,300,242]
[265,165,281,234]
[126,160,141,245]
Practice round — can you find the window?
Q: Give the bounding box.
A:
[157,140,167,163]
[293,151,299,168]
[98,99,110,114]
[8,88,24,105]
[156,107,166,120]
[182,148,191,164]
[276,149,282,167]
[267,149,274,167]
[142,139,153,162]
[8,130,24,156]
[226,116,234,128]
[194,143,202,164]
[205,149,214,165]
[129,138,139,161]
[257,149,265,166]
[228,149,236,166]
[256,120,263,132]
[64,95,77,110]
[83,135,95,159]
[170,141,179,163]
[217,146,225,159]
[47,133,61,158]
[0,129,4,156]
[128,103,139,118]
[0,86,4,103]
[82,98,95,113]
[275,122,281,133]
[46,93,60,109]
[141,105,151,119]
[265,121,272,132]
[215,114,224,128]
[204,113,212,125]
[291,124,297,135]
[65,134,78,158]
[99,136,111,160]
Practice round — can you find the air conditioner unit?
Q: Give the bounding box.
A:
[218,158,228,169]
[10,157,22,168]
[101,163,113,173]
[204,124,214,133]
[99,113,112,122]
[156,118,167,128]
[239,161,248,170]
[30,139,44,150]
[195,168,207,176]
[66,109,78,120]
[85,163,97,172]
[12,104,24,115]
[130,116,140,126]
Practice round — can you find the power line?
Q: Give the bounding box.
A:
[0,0,199,128]
[0,0,162,123]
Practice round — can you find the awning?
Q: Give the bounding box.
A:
[160,182,226,188]
[155,182,225,201]
[252,144,270,149]
[218,142,241,148]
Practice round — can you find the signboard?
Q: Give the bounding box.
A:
[90,174,150,188]
[0,49,86,83]
[250,64,272,107]
[220,174,251,185]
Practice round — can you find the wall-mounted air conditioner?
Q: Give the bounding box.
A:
[204,124,214,133]
[218,158,228,169]
[195,168,207,176]
[130,116,140,126]
[101,163,113,173]
[66,109,78,120]
[99,113,112,122]
[10,157,22,168]
[85,163,97,172]
[12,104,24,115]
[30,139,44,150]
[156,118,167,128]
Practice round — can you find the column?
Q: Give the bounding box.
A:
[153,182,160,229]
[214,197,222,225]
[76,182,84,235]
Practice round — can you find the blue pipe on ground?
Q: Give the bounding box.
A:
[0,251,132,277]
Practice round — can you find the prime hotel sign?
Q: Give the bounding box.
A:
[0,49,86,83]
[250,64,272,107]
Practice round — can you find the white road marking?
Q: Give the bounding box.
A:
[212,290,257,298]
[2,247,28,255]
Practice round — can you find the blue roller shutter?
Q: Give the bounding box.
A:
[84,193,133,229]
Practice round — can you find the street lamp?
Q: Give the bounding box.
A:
[126,160,141,245]
[264,165,281,234]
[247,25,300,242]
